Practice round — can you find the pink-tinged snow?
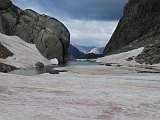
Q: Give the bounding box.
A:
[0,72,160,120]
[0,33,50,68]
[0,33,160,120]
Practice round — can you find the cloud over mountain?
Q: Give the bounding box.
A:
[11,0,127,47]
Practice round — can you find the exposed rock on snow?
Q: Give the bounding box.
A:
[136,43,160,64]
[0,33,49,68]
[0,43,13,58]
[35,62,44,68]
[97,47,160,73]
[0,62,17,72]
[48,68,59,74]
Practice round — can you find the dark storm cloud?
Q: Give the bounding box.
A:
[12,0,127,20]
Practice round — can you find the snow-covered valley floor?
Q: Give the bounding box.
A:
[0,33,160,120]
[0,67,160,120]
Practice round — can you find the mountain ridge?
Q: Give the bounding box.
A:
[68,44,103,59]
[104,0,160,56]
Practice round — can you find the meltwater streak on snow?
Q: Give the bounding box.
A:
[0,33,50,68]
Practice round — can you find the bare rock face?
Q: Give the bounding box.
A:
[136,43,160,64]
[0,0,70,64]
[104,0,160,55]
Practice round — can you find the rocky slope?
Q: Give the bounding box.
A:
[136,43,160,64]
[68,44,85,59]
[0,0,70,64]
[0,41,17,72]
[104,0,160,56]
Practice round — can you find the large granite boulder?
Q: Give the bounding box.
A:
[0,0,70,64]
[104,0,160,55]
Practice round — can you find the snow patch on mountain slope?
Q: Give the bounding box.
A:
[0,33,49,68]
[97,47,144,66]
[89,48,100,54]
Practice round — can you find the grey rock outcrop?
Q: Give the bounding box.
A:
[136,43,160,64]
[0,43,13,58]
[105,63,112,66]
[0,62,17,73]
[0,0,70,64]
[104,0,160,55]
[35,62,44,68]
[48,69,59,74]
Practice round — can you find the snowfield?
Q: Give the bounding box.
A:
[0,72,160,120]
[0,33,160,120]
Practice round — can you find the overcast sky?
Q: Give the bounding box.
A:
[11,0,127,47]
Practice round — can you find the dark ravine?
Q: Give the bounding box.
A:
[104,0,160,56]
[0,0,70,64]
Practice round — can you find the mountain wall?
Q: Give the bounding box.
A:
[0,0,70,64]
[68,44,85,59]
[104,0,160,55]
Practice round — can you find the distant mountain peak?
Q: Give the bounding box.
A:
[89,48,100,54]
[68,44,104,59]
